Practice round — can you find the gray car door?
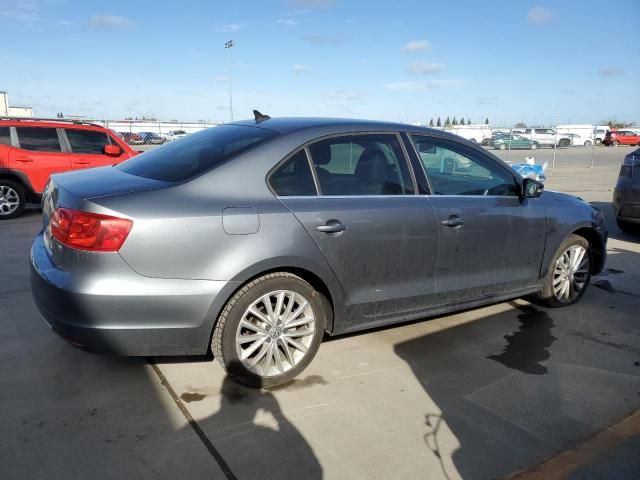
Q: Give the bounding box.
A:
[408,134,547,305]
[272,133,439,323]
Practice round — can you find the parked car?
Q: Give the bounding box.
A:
[519,128,571,148]
[138,132,166,145]
[593,126,609,145]
[31,116,607,387]
[119,132,144,145]
[602,130,640,147]
[491,134,538,150]
[612,148,640,233]
[164,129,188,141]
[0,118,136,219]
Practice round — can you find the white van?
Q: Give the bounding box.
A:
[555,124,596,146]
[445,124,492,145]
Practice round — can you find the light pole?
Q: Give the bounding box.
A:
[225,40,235,122]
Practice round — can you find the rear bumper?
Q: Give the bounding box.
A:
[30,232,239,355]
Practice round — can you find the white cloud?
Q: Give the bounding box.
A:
[402,40,430,53]
[214,23,245,33]
[407,62,445,74]
[527,6,552,25]
[598,66,624,77]
[383,79,463,92]
[303,34,344,45]
[0,0,41,23]
[292,64,311,73]
[277,18,298,26]
[288,0,335,8]
[56,19,71,26]
[90,14,134,30]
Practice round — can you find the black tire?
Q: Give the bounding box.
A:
[595,138,602,145]
[530,143,537,150]
[612,141,619,147]
[559,139,570,147]
[617,218,639,234]
[529,234,591,308]
[0,179,26,220]
[498,144,506,150]
[212,272,328,388]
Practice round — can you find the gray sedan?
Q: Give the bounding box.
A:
[613,147,640,233]
[31,115,607,387]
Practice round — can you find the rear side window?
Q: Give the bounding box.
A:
[270,150,317,196]
[66,129,111,154]
[0,127,10,145]
[16,127,61,152]
[117,125,278,182]
[308,134,414,195]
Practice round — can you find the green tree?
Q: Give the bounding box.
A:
[429,118,434,127]
[484,117,489,125]
[436,117,442,127]
[514,121,527,128]
[452,116,458,126]
[467,117,471,125]
[444,116,451,127]
[460,117,465,125]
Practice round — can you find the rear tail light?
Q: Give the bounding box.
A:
[49,208,133,252]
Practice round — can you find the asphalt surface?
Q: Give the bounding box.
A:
[1,146,639,479]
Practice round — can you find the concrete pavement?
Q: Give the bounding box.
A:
[1,147,639,479]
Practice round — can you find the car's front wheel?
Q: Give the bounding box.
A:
[612,141,620,147]
[0,180,26,220]
[530,143,537,150]
[531,234,591,307]
[212,272,327,388]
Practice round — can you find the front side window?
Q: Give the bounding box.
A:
[0,127,10,145]
[16,127,61,152]
[307,134,413,195]
[269,150,317,196]
[411,135,518,196]
[118,125,278,182]
[66,129,111,154]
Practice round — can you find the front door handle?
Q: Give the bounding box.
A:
[15,156,33,162]
[316,220,346,234]
[74,160,90,165]
[441,216,464,228]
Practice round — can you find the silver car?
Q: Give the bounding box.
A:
[31,115,607,387]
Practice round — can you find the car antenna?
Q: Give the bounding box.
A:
[253,110,271,124]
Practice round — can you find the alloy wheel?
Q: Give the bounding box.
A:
[0,186,20,216]
[552,245,589,302]
[235,290,316,377]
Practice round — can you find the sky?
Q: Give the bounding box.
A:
[1,0,639,126]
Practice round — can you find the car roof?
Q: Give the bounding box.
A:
[230,116,442,136]
[0,118,106,131]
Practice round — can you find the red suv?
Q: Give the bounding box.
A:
[0,118,137,219]
[602,129,640,147]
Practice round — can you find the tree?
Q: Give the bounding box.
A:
[484,117,489,125]
[444,116,451,127]
[467,117,471,125]
[436,117,442,127]
[452,116,458,126]
[460,117,465,126]
[429,118,434,127]
[514,121,527,128]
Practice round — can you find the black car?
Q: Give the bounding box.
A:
[613,148,640,233]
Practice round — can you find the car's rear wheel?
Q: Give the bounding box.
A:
[212,272,327,388]
[0,180,26,220]
[530,143,537,150]
[559,139,570,147]
[612,141,620,147]
[584,140,592,147]
[530,234,591,307]
[498,144,506,150]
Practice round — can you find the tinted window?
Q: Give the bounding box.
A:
[118,125,278,182]
[16,127,61,152]
[0,127,10,145]
[66,129,110,154]
[270,150,317,196]
[535,129,547,134]
[411,135,518,196]
[308,134,413,195]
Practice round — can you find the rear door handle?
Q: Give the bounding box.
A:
[15,156,33,162]
[316,220,346,234]
[74,160,90,165]
[441,216,464,228]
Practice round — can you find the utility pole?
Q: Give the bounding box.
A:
[225,40,235,122]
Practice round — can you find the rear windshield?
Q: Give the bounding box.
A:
[117,125,278,182]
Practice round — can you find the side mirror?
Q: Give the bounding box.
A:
[522,178,543,199]
[104,144,121,157]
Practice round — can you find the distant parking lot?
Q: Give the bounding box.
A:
[2,148,639,479]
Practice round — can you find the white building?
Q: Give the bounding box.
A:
[0,91,33,118]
